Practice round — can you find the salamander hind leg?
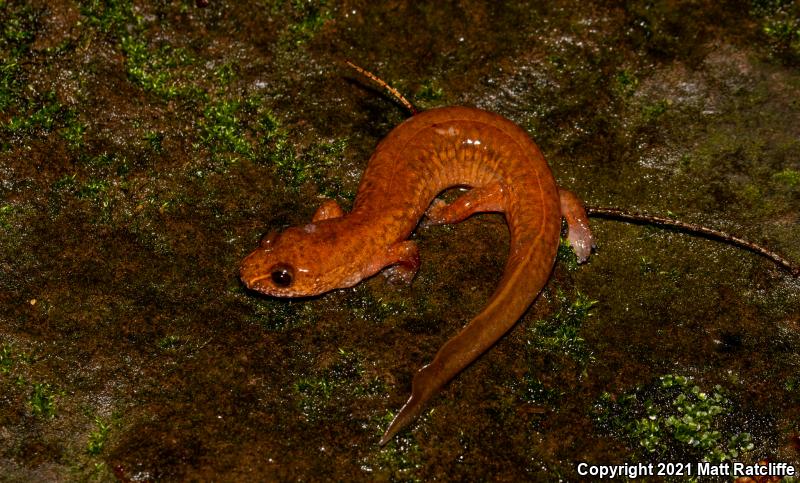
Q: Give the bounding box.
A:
[559,188,595,263]
[423,183,505,227]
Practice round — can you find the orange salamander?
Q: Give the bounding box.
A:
[239,106,595,444]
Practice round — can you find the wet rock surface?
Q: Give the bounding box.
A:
[0,1,798,480]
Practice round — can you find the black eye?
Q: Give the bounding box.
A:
[270,264,293,287]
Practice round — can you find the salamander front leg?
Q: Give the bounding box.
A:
[559,188,595,263]
[380,240,420,285]
[312,199,344,222]
[424,183,505,227]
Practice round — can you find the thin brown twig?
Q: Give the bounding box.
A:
[345,60,417,115]
[586,206,799,277]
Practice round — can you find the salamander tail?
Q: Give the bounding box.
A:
[380,364,440,445]
[379,395,421,445]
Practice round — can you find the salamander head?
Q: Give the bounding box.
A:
[239,223,358,297]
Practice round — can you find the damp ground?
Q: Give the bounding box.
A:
[1,1,799,481]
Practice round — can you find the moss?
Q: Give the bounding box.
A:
[2,91,81,150]
[242,297,316,331]
[78,0,138,37]
[255,110,294,168]
[52,174,78,193]
[86,416,111,455]
[0,60,18,115]
[414,79,444,109]
[29,382,58,419]
[773,167,800,187]
[517,374,560,406]
[364,411,423,480]
[739,183,763,206]
[0,4,37,51]
[299,138,349,198]
[293,348,385,421]
[0,343,13,374]
[1,86,89,156]
[527,290,597,365]
[638,255,680,281]
[638,255,656,275]
[594,375,758,462]
[61,116,87,150]
[83,152,132,182]
[121,35,205,101]
[72,0,349,195]
[642,99,670,122]
[751,0,800,62]
[294,376,335,417]
[0,342,33,376]
[0,204,14,230]
[213,62,237,85]
[4,93,61,134]
[82,151,114,168]
[200,99,257,160]
[258,120,349,195]
[76,178,110,201]
[80,0,208,104]
[157,335,182,350]
[144,131,165,153]
[344,286,410,323]
[614,69,639,97]
[0,3,39,111]
[415,80,443,101]
[556,237,579,271]
[196,96,335,182]
[280,0,333,44]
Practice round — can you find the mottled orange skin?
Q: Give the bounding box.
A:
[240,106,593,443]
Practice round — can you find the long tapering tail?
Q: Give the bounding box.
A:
[380,229,558,444]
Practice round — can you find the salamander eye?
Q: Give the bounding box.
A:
[270,264,294,287]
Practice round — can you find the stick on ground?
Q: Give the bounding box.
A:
[345,60,417,115]
[586,206,799,277]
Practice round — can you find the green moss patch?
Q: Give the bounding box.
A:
[527,290,597,366]
[86,416,111,455]
[752,0,800,62]
[773,167,800,187]
[594,375,765,463]
[293,348,385,421]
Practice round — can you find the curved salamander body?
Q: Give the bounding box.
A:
[240,106,594,444]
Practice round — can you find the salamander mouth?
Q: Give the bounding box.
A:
[239,255,300,297]
[243,273,271,290]
[239,252,278,295]
[239,272,294,297]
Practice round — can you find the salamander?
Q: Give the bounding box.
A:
[239,106,595,444]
